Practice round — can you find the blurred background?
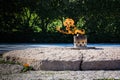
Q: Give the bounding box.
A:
[0,0,120,43]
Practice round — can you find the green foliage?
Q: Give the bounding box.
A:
[76,17,86,29]
[21,66,34,72]
[0,57,33,72]
[17,7,41,32]
[0,0,120,43]
[47,19,62,32]
[0,59,20,65]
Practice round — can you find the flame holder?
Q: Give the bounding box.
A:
[74,34,87,48]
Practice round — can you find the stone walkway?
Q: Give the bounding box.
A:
[0,45,120,80]
[2,47,120,70]
[1,70,120,80]
[0,63,120,80]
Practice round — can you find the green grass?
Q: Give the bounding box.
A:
[0,57,34,72]
[21,66,34,72]
[0,59,20,65]
[0,54,20,65]
[0,54,34,72]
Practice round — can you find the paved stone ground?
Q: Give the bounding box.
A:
[1,70,120,80]
[2,47,120,70]
[0,63,120,80]
[0,44,120,80]
[0,64,23,75]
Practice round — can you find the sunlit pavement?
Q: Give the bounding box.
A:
[0,44,37,54]
[0,44,62,54]
[0,44,120,80]
[0,45,33,50]
[1,71,120,80]
[0,43,120,54]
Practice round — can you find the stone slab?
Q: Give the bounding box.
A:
[0,64,23,75]
[3,48,82,70]
[81,47,120,70]
[1,71,120,80]
[2,47,120,70]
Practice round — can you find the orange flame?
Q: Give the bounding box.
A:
[23,63,29,67]
[56,18,85,35]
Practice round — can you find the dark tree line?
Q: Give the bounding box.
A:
[0,0,120,43]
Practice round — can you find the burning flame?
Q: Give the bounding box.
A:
[56,18,85,35]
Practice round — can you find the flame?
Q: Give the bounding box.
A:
[63,18,74,27]
[23,63,29,67]
[56,18,85,35]
[74,29,85,35]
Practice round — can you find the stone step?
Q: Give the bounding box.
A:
[2,47,120,70]
[1,71,120,80]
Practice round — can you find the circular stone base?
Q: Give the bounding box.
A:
[2,47,120,70]
[68,47,96,50]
